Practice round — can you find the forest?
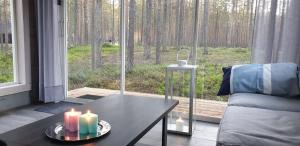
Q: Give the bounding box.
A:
[67,0,256,49]
[66,0,256,101]
[1,0,273,100]
[0,0,13,83]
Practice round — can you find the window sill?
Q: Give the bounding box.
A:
[0,84,31,97]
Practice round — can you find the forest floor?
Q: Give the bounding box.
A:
[68,43,250,101]
[0,49,13,83]
[0,44,250,101]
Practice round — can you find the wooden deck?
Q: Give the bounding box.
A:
[68,88,227,123]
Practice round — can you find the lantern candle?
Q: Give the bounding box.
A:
[176,116,184,131]
[79,110,99,134]
[64,108,81,132]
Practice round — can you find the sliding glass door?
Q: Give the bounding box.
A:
[66,0,121,98]
[64,0,254,122]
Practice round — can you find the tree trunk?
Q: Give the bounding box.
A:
[156,0,162,64]
[191,0,200,65]
[141,0,145,45]
[119,0,122,59]
[73,1,78,46]
[91,0,103,69]
[248,0,255,48]
[177,0,184,49]
[265,0,277,62]
[275,0,286,61]
[0,0,3,50]
[162,0,168,51]
[175,0,180,49]
[168,0,173,46]
[112,0,115,43]
[96,0,103,67]
[78,0,83,44]
[83,0,88,44]
[3,0,8,52]
[162,0,170,50]
[127,0,136,71]
[202,0,209,54]
[143,0,152,60]
[214,8,219,48]
[251,0,261,61]
[91,0,96,70]
[152,1,157,45]
[229,0,236,47]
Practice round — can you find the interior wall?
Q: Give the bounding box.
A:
[0,92,31,111]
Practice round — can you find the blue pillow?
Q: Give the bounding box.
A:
[217,66,232,96]
[230,63,300,97]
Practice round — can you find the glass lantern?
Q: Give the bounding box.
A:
[165,64,197,136]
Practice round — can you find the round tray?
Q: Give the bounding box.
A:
[45,120,111,142]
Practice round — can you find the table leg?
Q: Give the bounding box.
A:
[165,69,169,99]
[162,116,167,146]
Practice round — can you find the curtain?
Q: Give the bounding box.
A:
[37,0,66,103]
[251,0,300,64]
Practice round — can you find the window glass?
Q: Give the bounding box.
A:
[0,0,15,85]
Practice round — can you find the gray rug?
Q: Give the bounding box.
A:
[35,101,82,114]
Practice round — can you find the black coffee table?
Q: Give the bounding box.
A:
[0,95,178,146]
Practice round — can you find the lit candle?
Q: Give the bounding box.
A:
[79,110,99,134]
[64,108,81,132]
[176,116,184,131]
[64,130,79,141]
[79,114,88,134]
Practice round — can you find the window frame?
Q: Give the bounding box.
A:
[0,0,31,96]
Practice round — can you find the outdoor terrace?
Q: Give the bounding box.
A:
[68,87,227,123]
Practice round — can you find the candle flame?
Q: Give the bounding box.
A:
[87,110,91,114]
[71,108,75,112]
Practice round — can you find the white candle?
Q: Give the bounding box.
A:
[176,117,184,131]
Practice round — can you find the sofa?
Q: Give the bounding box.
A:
[216,93,300,146]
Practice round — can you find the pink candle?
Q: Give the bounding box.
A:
[64,108,81,132]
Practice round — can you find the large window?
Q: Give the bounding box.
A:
[66,0,252,121]
[0,0,14,85]
[66,0,121,95]
[0,0,31,96]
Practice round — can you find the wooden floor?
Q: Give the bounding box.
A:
[69,87,227,123]
[0,96,219,146]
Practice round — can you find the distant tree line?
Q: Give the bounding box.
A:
[67,0,257,70]
[0,0,12,53]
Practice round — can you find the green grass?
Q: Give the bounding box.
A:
[0,43,250,101]
[68,43,119,63]
[67,44,251,101]
[102,43,119,55]
[0,49,14,83]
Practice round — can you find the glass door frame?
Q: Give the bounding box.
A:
[63,0,200,97]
